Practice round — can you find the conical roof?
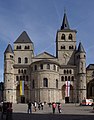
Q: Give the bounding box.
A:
[14,31,33,43]
[77,42,85,53]
[4,44,13,54]
[61,13,70,30]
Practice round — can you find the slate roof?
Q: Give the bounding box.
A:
[4,44,13,54]
[77,42,85,53]
[34,52,56,59]
[61,12,70,30]
[87,64,94,70]
[14,31,33,43]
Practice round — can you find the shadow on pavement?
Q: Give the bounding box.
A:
[12,113,94,120]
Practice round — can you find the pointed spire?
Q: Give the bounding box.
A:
[4,44,13,54]
[61,12,70,30]
[14,31,33,43]
[77,42,85,53]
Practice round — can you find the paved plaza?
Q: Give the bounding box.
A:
[0,103,94,120]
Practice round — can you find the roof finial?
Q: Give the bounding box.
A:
[64,7,66,14]
[61,8,70,30]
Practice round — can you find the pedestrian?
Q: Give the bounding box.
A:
[38,102,41,110]
[41,102,44,110]
[34,101,37,111]
[52,102,56,114]
[58,103,62,113]
[27,101,32,113]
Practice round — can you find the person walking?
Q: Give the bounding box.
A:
[34,101,37,111]
[58,103,62,113]
[41,102,44,110]
[27,101,32,113]
[52,102,56,114]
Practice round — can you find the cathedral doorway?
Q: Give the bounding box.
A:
[87,79,94,99]
[21,96,25,103]
[62,84,74,103]
[16,84,29,103]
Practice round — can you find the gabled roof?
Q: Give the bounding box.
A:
[34,52,55,59]
[87,64,94,70]
[77,42,85,53]
[14,31,33,43]
[4,44,13,54]
[61,12,70,30]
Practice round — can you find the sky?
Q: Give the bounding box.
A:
[0,0,94,82]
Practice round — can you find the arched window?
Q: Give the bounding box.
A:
[16,46,19,49]
[69,45,74,49]
[19,46,21,49]
[16,76,19,81]
[61,45,65,49]
[28,46,30,49]
[61,76,64,81]
[21,69,23,73]
[24,69,26,74]
[20,76,22,80]
[25,57,28,63]
[71,76,74,81]
[32,80,35,88]
[68,76,70,81]
[67,70,68,74]
[43,78,48,87]
[68,34,72,40]
[47,64,50,69]
[40,64,43,69]
[53,65,56,70]
[61,34,65,40]
[26,76,29,81]
[70,70,72,74]
[18,57,21,63]
[56,79,58,88]
[65,76,67,81]
[18,69,20,74]
[64,70,66,74]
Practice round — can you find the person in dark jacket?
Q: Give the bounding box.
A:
[27,101,32,113]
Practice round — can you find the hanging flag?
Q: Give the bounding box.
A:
[65,81,70,97]
[20,80,24,95]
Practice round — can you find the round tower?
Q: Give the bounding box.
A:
[4,43,15,102]
[75,42,86,103]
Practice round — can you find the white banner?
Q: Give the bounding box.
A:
[65,81,70,97]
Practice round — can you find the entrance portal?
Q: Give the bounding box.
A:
[65,97,69,103]
[21,96,25,103]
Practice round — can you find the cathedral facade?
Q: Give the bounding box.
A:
[4,13,88,103]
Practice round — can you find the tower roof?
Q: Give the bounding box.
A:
[14,31,33,43]
[61,12,70,30]
[4,44,13,54]
[77,42,85,53]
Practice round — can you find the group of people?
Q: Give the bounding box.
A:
[27,101,62,114]
[27,101,44,113]
[52,102,62,114]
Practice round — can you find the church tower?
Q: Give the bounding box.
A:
[13,31,34,103]
[75,42,86,102]
[56,12,77,65]
[4,44,14,102]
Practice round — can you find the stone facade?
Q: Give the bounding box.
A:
[4,12,93,104]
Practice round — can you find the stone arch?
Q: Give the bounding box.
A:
[87,79,94,99]
[62,84,74,103]
[16,84,29,103]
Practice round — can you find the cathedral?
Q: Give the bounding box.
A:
[3,12,94,104]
